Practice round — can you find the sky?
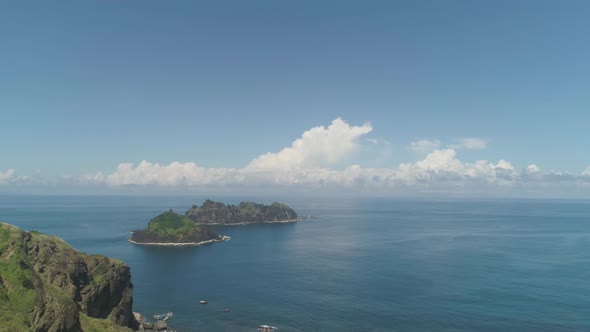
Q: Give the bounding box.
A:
[1,1,590,197]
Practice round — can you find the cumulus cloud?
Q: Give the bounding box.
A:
[0,169,37,186]
[521,164,543,181]
[393,149,517,187]
[94,145,582,194]
[408,139,441,154]
[105,161,242,187]
[2,118,590,196]
[246,118,372,170]
[414,149,463,172]
[0,169,16,183]
[74,115,589,194]
[526,164,541,173]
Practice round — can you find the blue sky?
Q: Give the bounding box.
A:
[1,1,590,196]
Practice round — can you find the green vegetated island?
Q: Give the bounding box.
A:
[128,210,229,247]
[186,200,298,225]
[0,222,137,332]
[129,200,299,246]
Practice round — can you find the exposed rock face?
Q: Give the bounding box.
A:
[0,223,137,332]
[185,200,298,224]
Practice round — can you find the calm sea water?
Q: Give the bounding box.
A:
[0,195,589,332]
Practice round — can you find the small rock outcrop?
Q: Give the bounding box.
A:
[0,222,137,332]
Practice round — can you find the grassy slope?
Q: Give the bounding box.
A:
[0,224,37,330]
[80,314,132,332]
[146,211,197,238]
[0,223,133,331]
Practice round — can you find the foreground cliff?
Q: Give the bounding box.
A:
[186,200,298,224]
[0,222,136,332]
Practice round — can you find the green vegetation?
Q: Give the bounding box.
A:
[185,200,298,224]
[131,200,297,244]
[0,224,37,330]
[130,210,220,243]
[80,314,132,332]
[0,222,136,332]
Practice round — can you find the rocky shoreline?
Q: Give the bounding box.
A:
[128,235,230,247]
[195,218,302,225]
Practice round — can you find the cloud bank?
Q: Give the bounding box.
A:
[3,118,590,196]
[0,169,35,186]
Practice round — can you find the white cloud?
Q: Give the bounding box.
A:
[526,164,541,173]
[521,164,543,181]
[392,149,517,187]
[543,171,577,182]
[408,139,441,154]
[414,149,463,173]
[99,118,373,187]
[104,161,241,187]
[71,119,590,194]
[2,118,590,197]
[0,169,16,183]
[452,137,487,150]
[0,169,37,186]
[246,118,372,170]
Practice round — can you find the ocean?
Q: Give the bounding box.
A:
[0,195,589,332]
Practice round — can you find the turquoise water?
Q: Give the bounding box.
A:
[0,195,589,331]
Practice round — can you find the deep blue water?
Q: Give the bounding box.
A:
[0,195,589,331]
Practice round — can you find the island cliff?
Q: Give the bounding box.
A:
[185,200,298,225]
[0,222,136,332]
[129,210,227,246]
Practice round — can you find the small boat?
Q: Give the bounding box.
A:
[224,308,230,312]
[257,325,278,331]
[200,300,208,304]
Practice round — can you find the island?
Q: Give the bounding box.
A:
[129,200,299,246]
[0,222,137,331]
[185,200,298,225]
[129,210,229,246]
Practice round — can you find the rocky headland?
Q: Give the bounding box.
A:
[0,222,137,332]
